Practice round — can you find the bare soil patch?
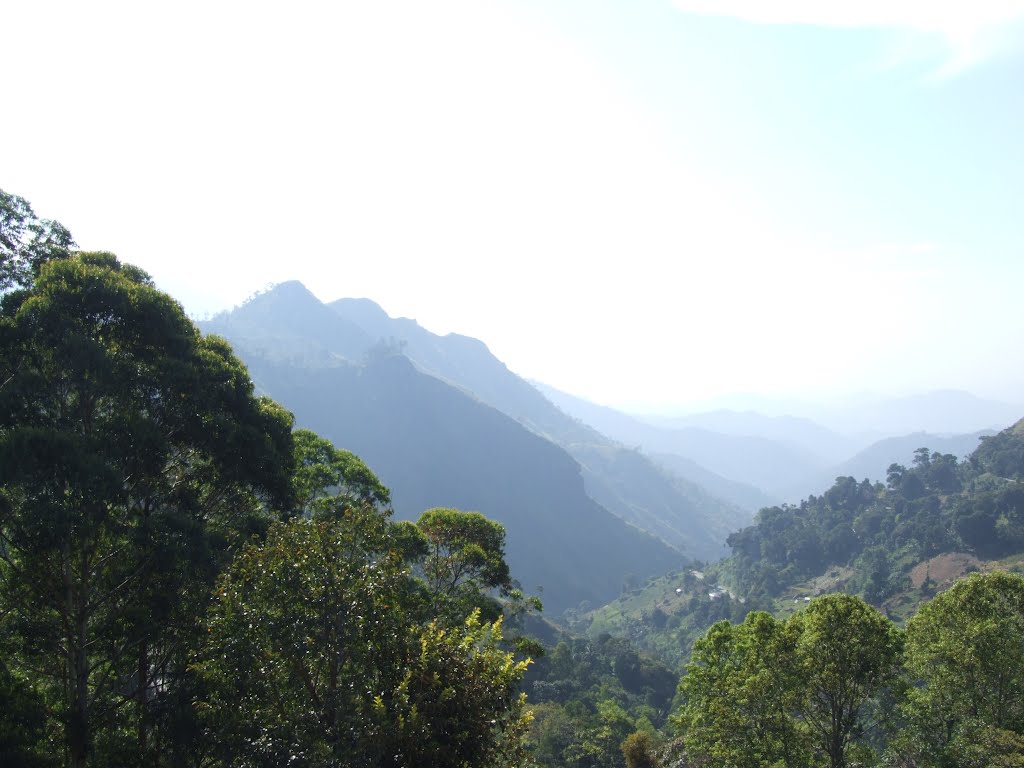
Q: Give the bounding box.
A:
[909,552,982,589]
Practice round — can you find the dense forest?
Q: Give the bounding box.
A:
[4,189,1024,768]
[726,425,1024,604]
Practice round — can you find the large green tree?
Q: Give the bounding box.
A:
[676,611,809,768]
[676,595,901,768]
[902,571,1024,766]
[196,512,412,767]
[291,428,391,517]
[416,507,515,622]
[197,510,531,767]
[792,594,902,768]
[0,252,294,766]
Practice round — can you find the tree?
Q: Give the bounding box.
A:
[0,655,52,768]
[677,597,902,768]
[621,731,659,768]
[676,612,809,768]
[382,612,532,768]
[196,513,412,767]
[792,594,903,768]
[902,571,1024,766]
[416,507,514,619]
[291,428,390,517]
[0,252,295,766]
[196,512,531,767]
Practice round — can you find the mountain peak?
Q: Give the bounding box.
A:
[201,281,373,363]
[330,297,391,324]
[263,279,318,301]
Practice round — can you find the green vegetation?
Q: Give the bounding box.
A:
[522,632,678,768]
[726,434,1024,605]
[900,571,1024,765]
[6,190,1024,768]
[0,194,533,767]
[672,576,1024,767]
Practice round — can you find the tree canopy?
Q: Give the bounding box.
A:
[0,202,535,767]
[902,571,1024,766]
[0,251,296,766]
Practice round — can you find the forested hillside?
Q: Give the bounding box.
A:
[585,418,1024,666]
[726,421,1024,604]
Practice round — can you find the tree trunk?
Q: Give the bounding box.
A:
[69,594,91,768]
[138,639,149,761]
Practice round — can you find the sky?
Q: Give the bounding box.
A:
[4,0,1024,410]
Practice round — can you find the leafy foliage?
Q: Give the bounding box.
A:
[523,633,678,767]
[900,571,1024,766]
[0,251,295,766]
[0,188,76,291]
[676,611,809,767]
[291,427,391,515]
[676,595,901,768]
[417,506,514,620]
[792,594,903,768]
[674,575,1024,768]
[196,513,409,766]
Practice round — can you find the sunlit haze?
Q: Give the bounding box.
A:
[5,0,1024,410]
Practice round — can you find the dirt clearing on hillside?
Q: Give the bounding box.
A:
[910,553,982,589]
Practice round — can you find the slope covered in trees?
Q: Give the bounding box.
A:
[724,423,1024,604]
[578,416,1024,674]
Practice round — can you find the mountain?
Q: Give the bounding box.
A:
[633,390,1024,438]
[644,409,861,465]
[207,281,373,365]
[213,344,681,614]
[202,284,710,612]
[326,295,748,557]
[649,451,779,514]
[534,382,827,500]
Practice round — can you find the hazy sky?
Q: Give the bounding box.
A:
[5,0,1024,409]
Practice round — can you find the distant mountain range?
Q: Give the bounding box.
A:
[201,282,1016,611]
[536,383,827,501]
[536,382,1011,507]
[201,282,749,612]
[640,390,1022,437]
